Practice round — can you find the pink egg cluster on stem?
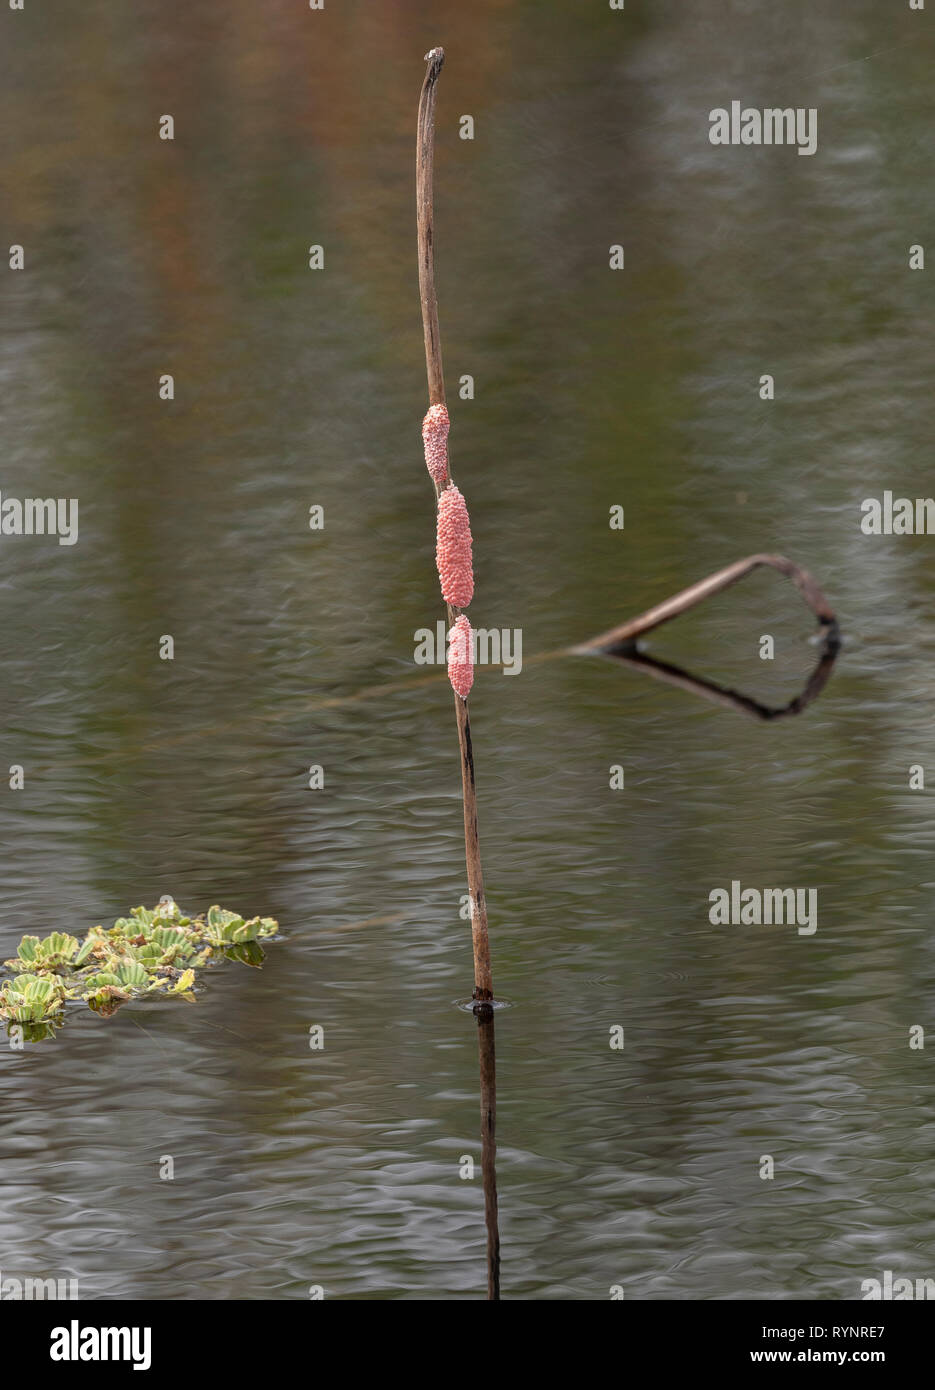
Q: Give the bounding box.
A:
[422,403,450,485]
[447,614,474,699]
[436,484,474,609]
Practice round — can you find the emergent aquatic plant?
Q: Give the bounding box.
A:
[417,47,494,1004]
[0,898,279,1040]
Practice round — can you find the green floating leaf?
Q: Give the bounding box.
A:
[73,932,102,967]
[0,972,70,1023]
[222,941,266,968]
[114,961,151,990]
[167,968,196,998]
[45,932,79,961]
[1,901,280,1042]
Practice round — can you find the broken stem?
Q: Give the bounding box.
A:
[576,553,839,653]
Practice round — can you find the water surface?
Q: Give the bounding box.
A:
[1,0,933,1299]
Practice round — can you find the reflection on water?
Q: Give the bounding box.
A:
[597,632,840,723]
[1,0,935,1299]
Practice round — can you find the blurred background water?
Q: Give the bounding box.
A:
[0,0,933,1299]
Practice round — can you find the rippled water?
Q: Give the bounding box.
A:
[1,1,934,1299]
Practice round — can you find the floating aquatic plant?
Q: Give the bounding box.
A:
[0,974,69,1027]
[0,899,279,1041]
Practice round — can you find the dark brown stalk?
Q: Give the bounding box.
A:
[417,47,493,1002]
[476,1002,501,1300]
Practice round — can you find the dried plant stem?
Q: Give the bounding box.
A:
[577,553,838,653]
[417,47,493,1002]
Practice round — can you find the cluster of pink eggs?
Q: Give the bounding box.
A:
[422,404,475,699]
